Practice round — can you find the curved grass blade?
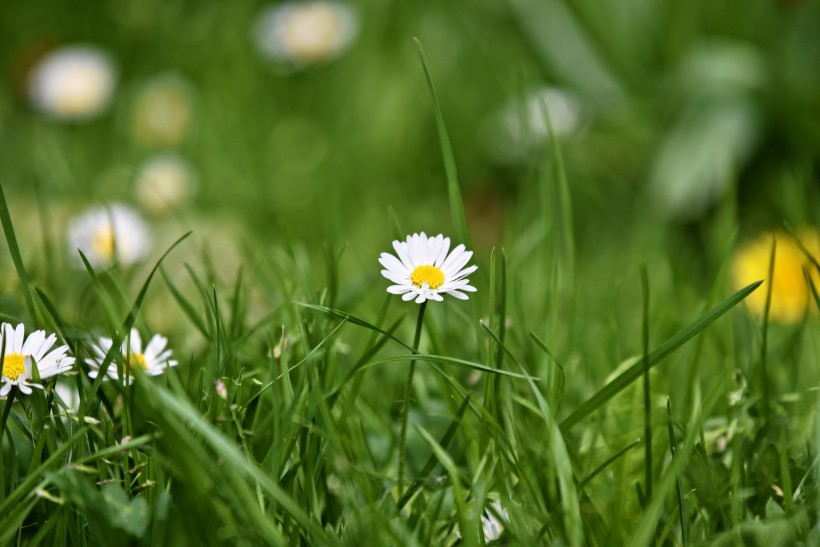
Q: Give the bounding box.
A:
[560,280,762,431]
[667,398,688,546]
[361,353,534,380]
[398,395,471,509]
[413,38,471,248]
[0,183,37,322]
[577,439,641,490]
[146,384,336,545]
[295,302,413,351]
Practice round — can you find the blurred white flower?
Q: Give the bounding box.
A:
[67,203,151,268]
[0,323,74,397]
[489,86,582,162]
[87,328,178,384]
[53,380,80,414]
[132,74,194,147]
[481,500,508,543]
[253,1,358,66]
[28,45,116,121]
[134,154,195,214]
[379,232,477,304]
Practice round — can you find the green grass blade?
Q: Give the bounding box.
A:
[667,398,688,546]
[146,384,337,545]
[0,183,37,322]
[295,302,413,351]
[413,38,471,248]
[577,439,641,490]
[641,266,652,502]
[560,280,762,431]
[361,353,535,380]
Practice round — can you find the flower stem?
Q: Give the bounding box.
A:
[0,387,17,501]
[398,301,427,494]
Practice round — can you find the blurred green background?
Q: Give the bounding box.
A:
[2,0,820,374]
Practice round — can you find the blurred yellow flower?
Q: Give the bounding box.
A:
[134,154,196,214]
[731,228,820,323]
[132,74,193,147]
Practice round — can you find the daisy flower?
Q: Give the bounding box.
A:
[28,45,116,121]
[379,232,477,304]
[0,323,75,397]
[87,328,178,384]
[481,500,509,543]
[134,154,196,215]
[67,203,151,268]
[253,1,358,67]
[731,228,820,323]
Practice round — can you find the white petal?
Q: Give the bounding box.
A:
[128,329,143,354]
[18,382,32,395]
[0,382,10,397]
[427,292,444,302]
[414,293,427,304]
[433,237,450,267]
[382,270,408,285]
[450,264,478,281]
[392,240,414,271]
[447,290,469,300]
[379,253,407,275]
[441,244,466,272]
[443,250,473,276]
[22,330,45,357]
[387,285,412,294]
[428,235,443,265]
[144,335,168,359]
[13,324,25,353]
[401,292,416,301]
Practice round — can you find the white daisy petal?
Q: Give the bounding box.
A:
[444,250,473,276]
[447,290,469,300]
[393,240,414,271]
[451,264,479,281]
[387,285,412,294]
[434,237,451,267]
[441,244,466,272]
[401,292,417,301]
[379,253,407,274]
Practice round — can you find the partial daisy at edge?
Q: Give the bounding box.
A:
[0,323,75,397]
[87,328,178,384]
[379,232,477,304]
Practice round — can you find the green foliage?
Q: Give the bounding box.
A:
[2,0,820,544]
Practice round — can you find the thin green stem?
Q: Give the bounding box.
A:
[398,301,427,494]
[0,387,17,502]
[641,266,652,503]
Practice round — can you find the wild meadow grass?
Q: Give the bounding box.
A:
[3,67,819,545]
[3,2,820,546]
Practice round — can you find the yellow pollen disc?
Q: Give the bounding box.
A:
[411,265,445,290]
[2,353,26,381]
[92,226,116,261]
[126,353,148,371]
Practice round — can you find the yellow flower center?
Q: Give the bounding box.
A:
[411,265,445,290]
[1,353,26,381]
[126,353,147,371]
[92,226,116,261]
